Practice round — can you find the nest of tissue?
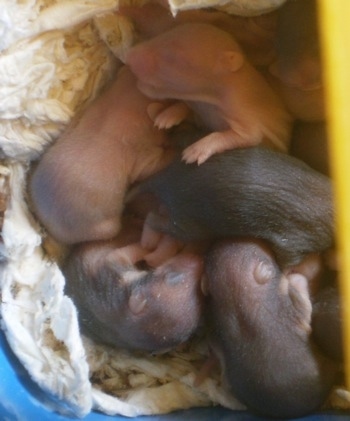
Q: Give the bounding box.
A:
[0,0,349,417]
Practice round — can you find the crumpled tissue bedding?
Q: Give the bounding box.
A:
[0,0,349,418]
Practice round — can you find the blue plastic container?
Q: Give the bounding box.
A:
[1,330,349,421]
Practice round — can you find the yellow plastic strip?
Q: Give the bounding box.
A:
[318,0,350,387]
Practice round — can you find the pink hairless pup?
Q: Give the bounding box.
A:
[126,23,292,165]
[267,0,324,121]
[119,2,277,66]
[29,66,175,244]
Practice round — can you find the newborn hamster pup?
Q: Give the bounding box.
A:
[205,238,338,418]
[63,235,205,353]
[29,66,174,244]
[126,23,292,164]
[133,147,334,268]
[268,0,325,120]
[120,2,277,65]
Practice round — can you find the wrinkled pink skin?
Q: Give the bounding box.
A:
[126,23,292,165]
[29,66,175,244]
[268,0,324,121]
[63,220,205,353]
[204,238,338,418]
[119,2,277,65]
